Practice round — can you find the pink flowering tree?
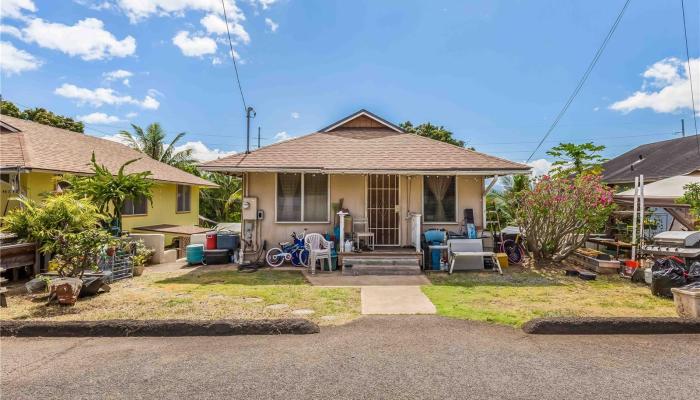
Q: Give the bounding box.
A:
[516,174,615,262]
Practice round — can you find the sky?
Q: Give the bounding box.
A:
[1,0,699,176]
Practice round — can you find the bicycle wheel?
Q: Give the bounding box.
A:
[502,239,523,264]
[265,248,285,267]
[296,249,309,268]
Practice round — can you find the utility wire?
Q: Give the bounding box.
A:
[680,0,700,155]
[221,0,247,112]
[526,0,632,162]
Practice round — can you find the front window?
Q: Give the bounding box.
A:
[122,195,148,216]
[423,176,456,223]
[276,173,328,222]
[177,185,191,212]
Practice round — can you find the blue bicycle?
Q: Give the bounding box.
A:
[265,231,309,267]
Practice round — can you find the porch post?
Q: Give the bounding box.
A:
[411,213,422,253]
[337,211,348,252]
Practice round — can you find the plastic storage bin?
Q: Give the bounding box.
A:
[216,233,239,251]
[204,249,229,265]
[205,232,217,249]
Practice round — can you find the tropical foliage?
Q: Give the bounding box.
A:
[486,174,531,227]
[119,123,195,169]
[64,153,153,231]
[516,174,615,262]
[1,193,106,254]
[51,229,115,278]
[199,173,242,223]
[546,142,607,177]
[399,121,467,147]
[678,182,700,222]
[1,100,84,133]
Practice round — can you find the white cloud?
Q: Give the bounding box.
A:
[610,57,700,114]
[211,56,222,65]
[103,69,133,80]
[76,112,122,124]
[174,141,236,162]
[99,133,130,145]
[527,158,552,177]
[125,111,138,118]
[122,78,130,86]
[1,0,36,19]
[273,131,294,142]
[20,17,136,61]
[256,0,277,10]
[172,31,217,57]
[117,0,244,23]
[264,17,278,33]
[0,25,24,39]
[290,112,299,119]
[54,83,160,110]
[0,41,41,75]
[200,13,249,44]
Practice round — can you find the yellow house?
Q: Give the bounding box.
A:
[0,115,216,244]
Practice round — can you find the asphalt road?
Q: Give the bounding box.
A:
[2,316,698,400]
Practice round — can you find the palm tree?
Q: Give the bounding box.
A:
[199,173,243,223]
[119,123,195,169]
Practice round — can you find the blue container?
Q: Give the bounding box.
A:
[216,233,240,251]
[424,230,445,243]
[186,244,204,265]
[431,248,442,270]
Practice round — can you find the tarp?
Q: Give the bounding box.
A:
[616,174,700,201]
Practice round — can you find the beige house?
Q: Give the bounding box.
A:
[201,110,529,268]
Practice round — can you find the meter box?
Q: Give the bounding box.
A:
[241,197,258,221]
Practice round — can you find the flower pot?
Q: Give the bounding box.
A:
[133,264,145,277]
[106,247,115,257]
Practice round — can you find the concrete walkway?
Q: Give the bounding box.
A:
[361,286,436,315]
[303,271,430,287]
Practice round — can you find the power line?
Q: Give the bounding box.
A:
[526,0,632,162]
[680,0,700,155]
[221,0,248,112]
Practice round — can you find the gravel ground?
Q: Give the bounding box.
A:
[2,315,698,400]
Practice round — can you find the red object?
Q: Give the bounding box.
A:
[206,233,217,249]
[625,260,639,268]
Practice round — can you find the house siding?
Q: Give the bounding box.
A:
[1,171,199,245]
[245,172,485,247]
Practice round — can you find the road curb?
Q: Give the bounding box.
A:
[0,319,320,337]
[522,317,700,335]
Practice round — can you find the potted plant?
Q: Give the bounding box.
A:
[129,239,154,276]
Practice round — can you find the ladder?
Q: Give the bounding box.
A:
[486,210,504,246]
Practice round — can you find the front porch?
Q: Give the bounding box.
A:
[338,247,424,276]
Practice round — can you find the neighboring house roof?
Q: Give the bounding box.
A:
[615,174,700,200]
[0,115,216,187]
[200,109,530,175]
[601,135,700,184]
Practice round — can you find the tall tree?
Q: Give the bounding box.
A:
[546,142,607,177]
[199,173,243,223]
[1,100,84,133]
[119,123,195,169]
[399,121,466,147]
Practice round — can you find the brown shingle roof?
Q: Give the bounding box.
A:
[0,115,216,187]
[602,135,700,184]
[201,128,529,174]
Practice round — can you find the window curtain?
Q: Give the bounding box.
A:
[303,174,328,221]
[277,173,301,221]
[426,176,453,222]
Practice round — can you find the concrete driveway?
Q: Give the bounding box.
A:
[2,316,698,399]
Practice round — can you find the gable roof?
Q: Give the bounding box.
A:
[201,110,529,175]
[0,115,216,187]
[601,135,700,184]
[320,109,405,133]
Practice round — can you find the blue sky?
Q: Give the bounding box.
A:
[1,0,699,173]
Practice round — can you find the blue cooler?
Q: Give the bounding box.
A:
[216,232,240,251]
[186,244,204,265]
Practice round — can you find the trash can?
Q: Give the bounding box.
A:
[431,248,442,271]
[186,244,204,265]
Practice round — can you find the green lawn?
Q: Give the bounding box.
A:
[423,269,677,327]
[0,269,361,326]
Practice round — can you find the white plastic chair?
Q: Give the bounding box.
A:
[353,216,375,251]
[304,233,333,275]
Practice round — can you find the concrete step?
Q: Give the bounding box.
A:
[344,257,420,266]
[343,264,422,276]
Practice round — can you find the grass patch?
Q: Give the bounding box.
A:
[0,269,360,326]
[423,269,676,327]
